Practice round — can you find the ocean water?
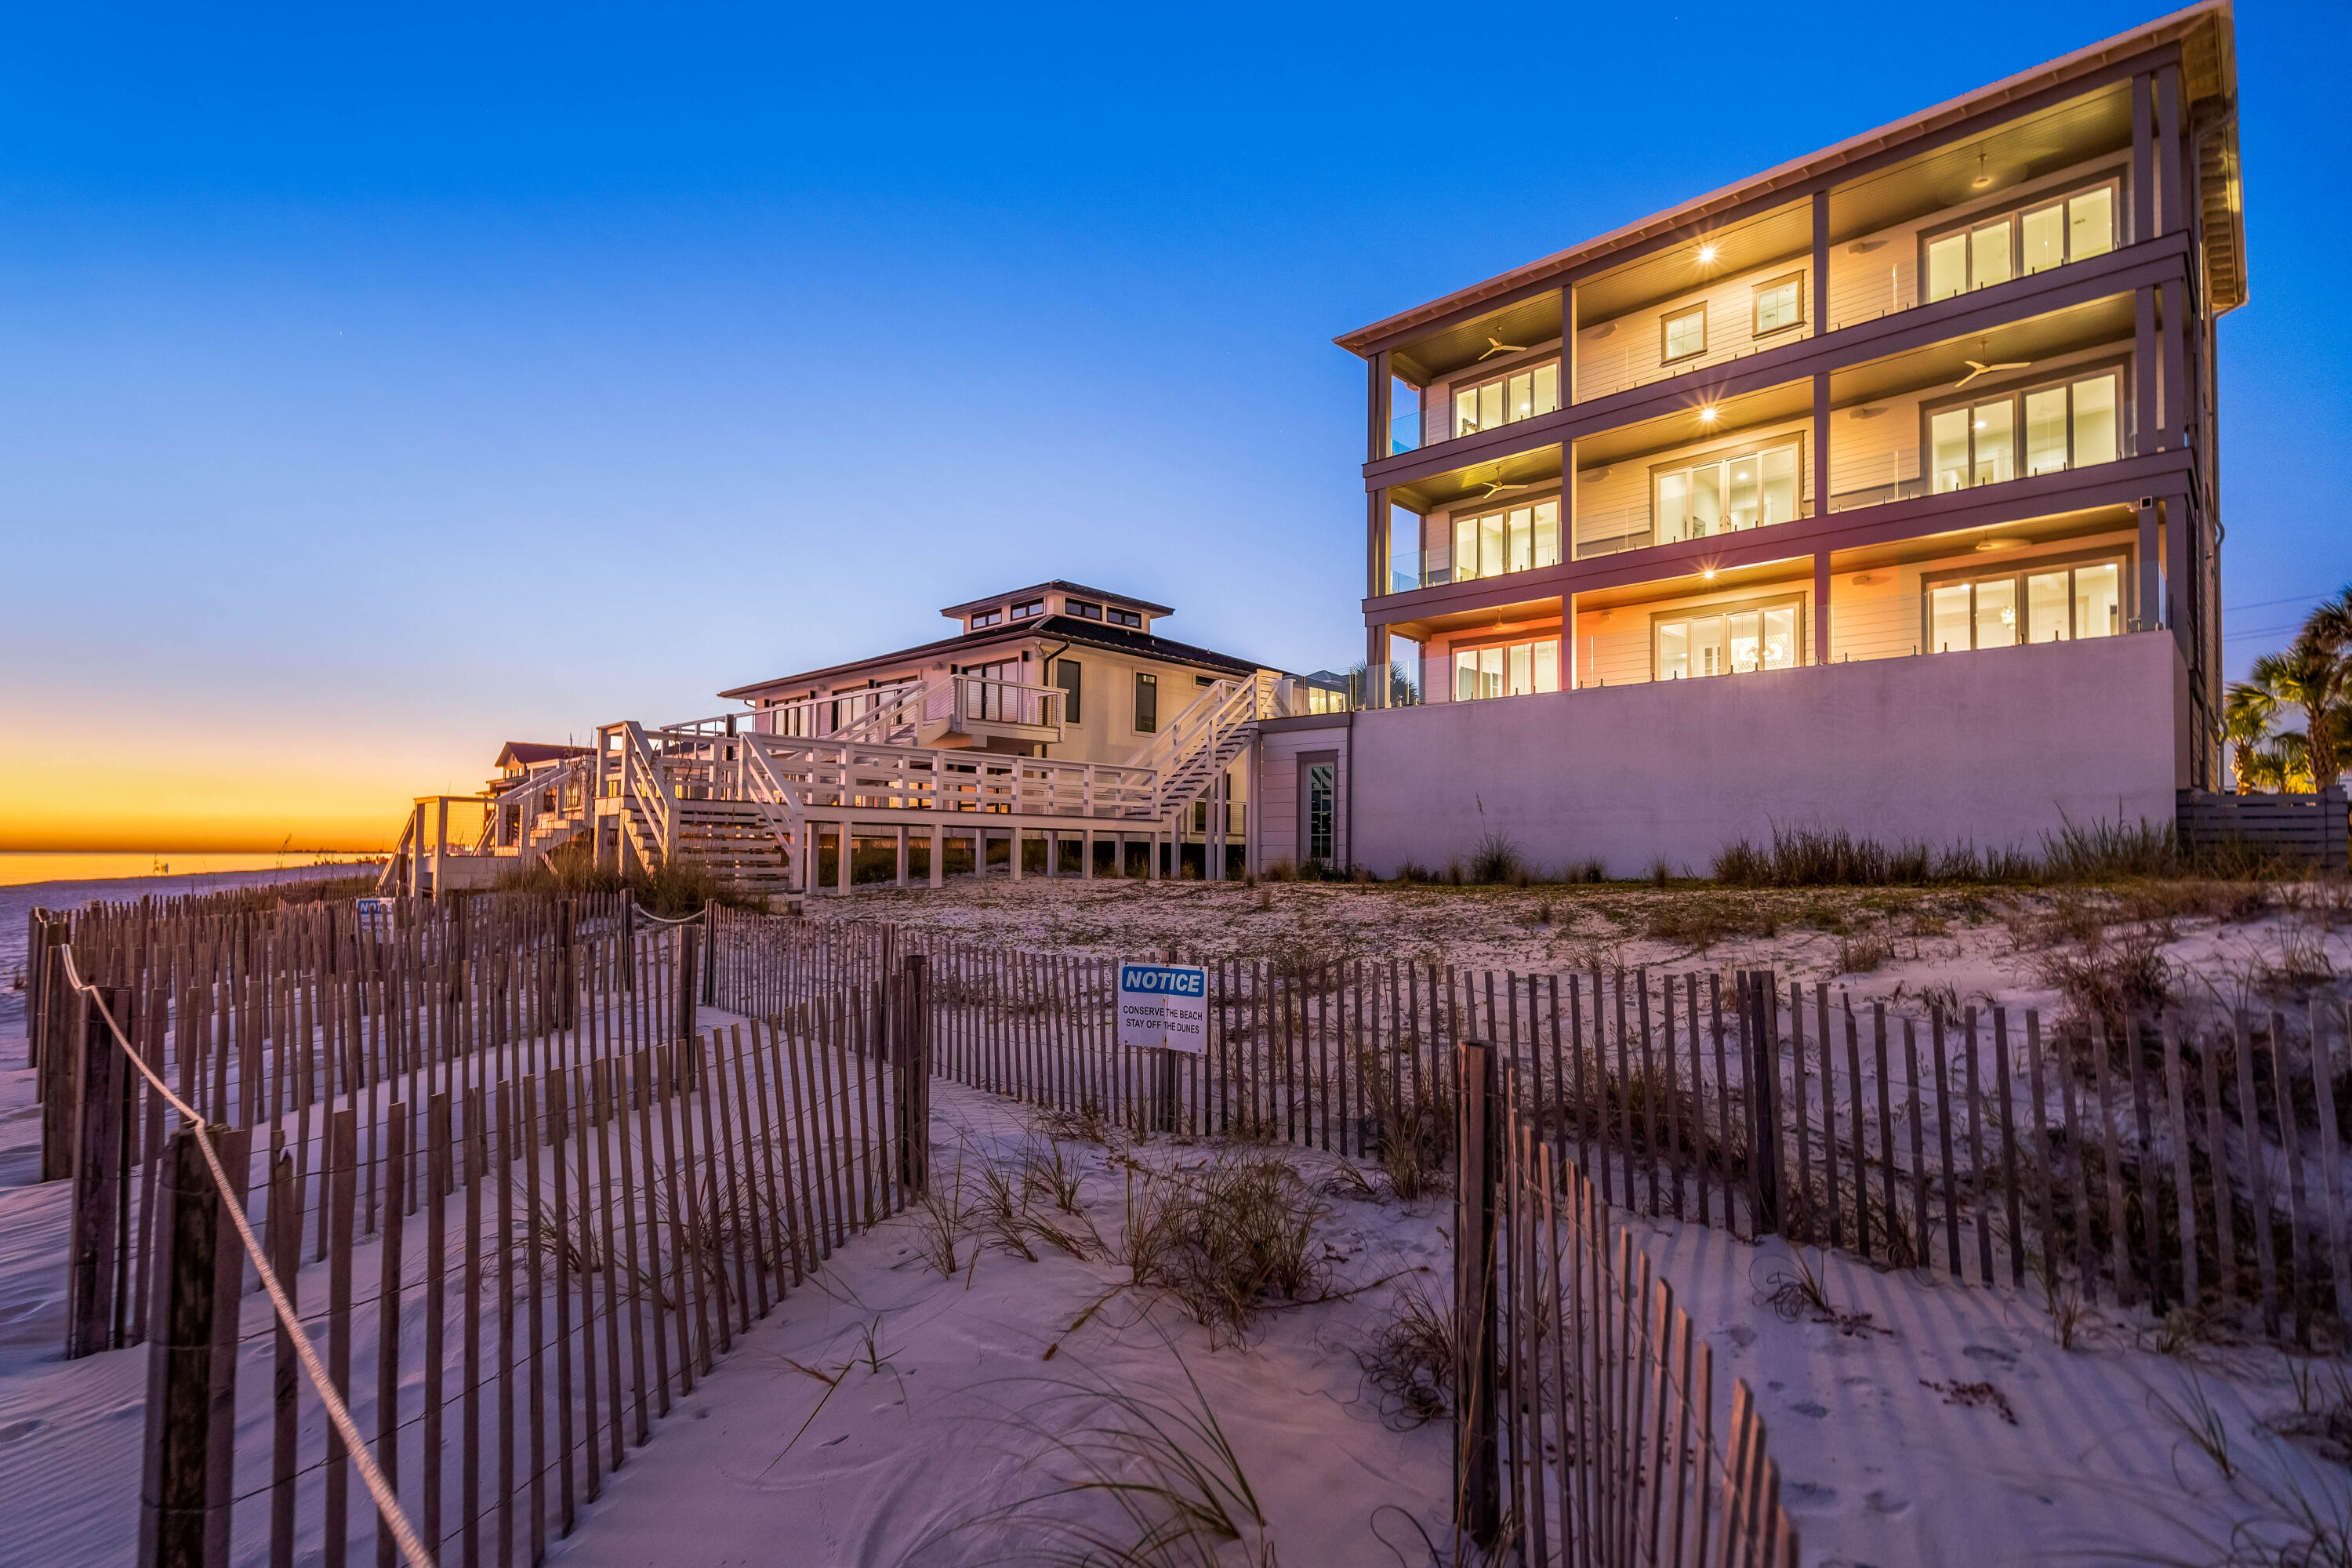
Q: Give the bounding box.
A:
[0,851,373,888]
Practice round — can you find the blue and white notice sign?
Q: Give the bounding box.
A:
[1116,962,1209,1055]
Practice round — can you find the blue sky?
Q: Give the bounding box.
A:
[0,1,2340,844]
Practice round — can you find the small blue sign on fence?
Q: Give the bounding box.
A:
[1116,962,1208,1054]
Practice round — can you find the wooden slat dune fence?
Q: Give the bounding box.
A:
[1454,1038,1798,1568]
[23,890,928,1568]
[713,909,2352,1349]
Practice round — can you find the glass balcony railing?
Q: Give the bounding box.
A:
[1828,432,2134,514]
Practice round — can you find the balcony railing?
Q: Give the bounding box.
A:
[1827,435,2135,514]
[1568,498,1817,562]
[1570,324,1817,405]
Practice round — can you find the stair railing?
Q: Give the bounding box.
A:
[614,722,680,866]
[1127,678,1257,820]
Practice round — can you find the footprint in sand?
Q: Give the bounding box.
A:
[1864,1490,1911,1515]
[0,1419,38,1442]
[1782,1481,1837,1508]
[1790,1400,1829,1419]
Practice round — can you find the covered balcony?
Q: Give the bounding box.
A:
[1378,294,1565,459]
[1821,295,2136,513]
[1568,380,1817,560]
[1380,443,1564,594]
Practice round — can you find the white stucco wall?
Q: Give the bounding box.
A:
[1346,630,2188,877]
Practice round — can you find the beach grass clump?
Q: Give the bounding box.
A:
[1467,833,1526,886]
[1356,1281,1458,1428]
[1120,1154,1330,1342]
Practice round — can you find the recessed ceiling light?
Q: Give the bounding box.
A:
[1974,536,2027,552]
[1699,405,1719,425]
[1971,151,1993,190]
[1703,568,1718,579]
[1697,243,1720,264]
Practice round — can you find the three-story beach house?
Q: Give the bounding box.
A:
[1260,1,2245,873]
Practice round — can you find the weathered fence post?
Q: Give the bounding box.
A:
[898,956,930,1192]
[38,924,77,1180]
[68,984,134,1357]
[702,902,719,1006]
[677,924,700,1045]
[1741,971,1784,1236]
[1453,1039,1501,1551]
[139,1126,252,1568]
[554,899,578,1029]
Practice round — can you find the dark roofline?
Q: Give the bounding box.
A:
[717,615,1262,701]
[937,580,1175,619]
[495,742,592,767]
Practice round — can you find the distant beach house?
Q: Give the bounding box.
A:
[383,3,2244,895]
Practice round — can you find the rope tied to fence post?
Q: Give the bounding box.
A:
[56,945,438,1568]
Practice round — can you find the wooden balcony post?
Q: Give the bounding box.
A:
[1812,370,1830,523]
[2131,72,2155,245]
[928,823,944,889]
[836,822,852,895]
[895,826,909,887]
[1814,553,1832,666]
[1811,189,1829,333]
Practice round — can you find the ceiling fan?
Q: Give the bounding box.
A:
[1472,475,1535,502]
[1955,339,2029,389]
[1477,335,1528,361]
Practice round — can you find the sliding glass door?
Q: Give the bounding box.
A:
[1451,639,1560,701]
[1653,596,1802,680]
[1655,442,1801,545]
[1926,554,2127,652]
[1931,369,2122,492]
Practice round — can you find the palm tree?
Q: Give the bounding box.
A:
[2302,583,2352,655]
[2220,681,2280,793]
[2249,637,2345,789]
[2268,731,2316,793]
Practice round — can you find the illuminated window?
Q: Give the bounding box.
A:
[1653,596,1802,679]
[1450,639,1559,701]
[1932,370,2122,492]
[1451,361,1561,437]
[1662,306,1707,362]
[1753,273,1804,335]
[1654,443,1801,544]
[1926,556,2126,651]
[1927,177,2120,300]
[1447,499,1560,581]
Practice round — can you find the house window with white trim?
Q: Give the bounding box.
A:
[1654,441,1801,544]
[1452,360,1561,437]
[1653,594,1803,679]
[1448,499,1560,582]
[1451,639,1559,701]
[1926,555,2125,652]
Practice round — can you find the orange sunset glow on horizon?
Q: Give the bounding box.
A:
[0,708,503,855]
